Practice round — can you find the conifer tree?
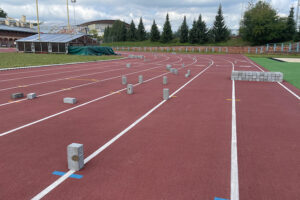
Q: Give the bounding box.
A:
[161,14,173,43]
[179,16,189,43]
[189,20,198,44]
[127,20,137,41]
[120,22,127,41]
[286,7,296,40]
[137,17,146,41]
[212,4,230,42]
[196,15,208,44]
[150,20,160,42]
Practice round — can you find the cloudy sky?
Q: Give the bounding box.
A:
[0,0,298,32]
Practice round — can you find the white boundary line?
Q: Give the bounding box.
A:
[0,57,128,72]
[31,56,213,200]
[242,55,300,100]
[0,54,176,107]
[0,54,172,92]
[0,55,194,136]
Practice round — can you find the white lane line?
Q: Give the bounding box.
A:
[0,54,171,92]
[222,58,239,200]
[31,170,75,200]
[0,55,195,136]
[242,55,300,100]
[0,63,127,83]
[230,62,239,200]
[0,57,128,73]
[31,57,213,200]
[0,55,175,107]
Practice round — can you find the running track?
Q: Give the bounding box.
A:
[0,52,299,200]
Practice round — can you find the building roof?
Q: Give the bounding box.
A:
[78,19,129,27]
[0,24,37,33]
[16,33,86,43]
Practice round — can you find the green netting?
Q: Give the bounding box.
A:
[68,46,116,56]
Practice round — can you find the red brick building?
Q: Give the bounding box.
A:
[0,25,37,47]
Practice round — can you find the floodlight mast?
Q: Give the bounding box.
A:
[67,0,70,31]
[71,0,76,27]
[35,0,40,40]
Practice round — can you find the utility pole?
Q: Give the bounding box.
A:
[71,0,76,26]
[66,0,70,31]
[36,0,40,40]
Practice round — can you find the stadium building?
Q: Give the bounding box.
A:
[78,20,129,36]
[0,15,37,47]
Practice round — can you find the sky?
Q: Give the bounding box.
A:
[0,0,298,32]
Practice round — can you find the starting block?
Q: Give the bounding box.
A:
[64,97,77,104]
[163,88,169,100]
[126,63,131,68]
[163,76,168,85]
[27,93,37,99]
[127,84,134,94]
[11,93,24,99]
[138,75,143,84]
[67,143,84,171]
[166,64,172,71]
[122,76,127,85]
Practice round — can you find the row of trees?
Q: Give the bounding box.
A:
[104,5,230,44]
[240,1,299,44]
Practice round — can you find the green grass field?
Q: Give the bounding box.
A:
[249,57,300,89]
[0,53,122,69]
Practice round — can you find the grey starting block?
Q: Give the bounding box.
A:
[163,76,168,85]
[163,88,169,100]
[182,64,185,68]
[122,76,127,85]
[126,63,131,68]
[67,143,84,171]
[138,75,143,83]
[64,97,77,104]
[171,68,178,75]
[127,84,133,94]
[27,93,37,99]
[166,64,172,71]
[11,93,24,99]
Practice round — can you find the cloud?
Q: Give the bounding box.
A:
[0,0,297,32]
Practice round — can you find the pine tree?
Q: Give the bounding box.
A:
[189,20,198,44]
[286,7,296,40]
[137,17,146,41]
[0,8,7,18]
[161,14,173,43]
[196,15,208,44]
[127,20,137,41]
[150,20,160,42]
[120,22,127,41]
[179,16,189,43]
[212,4,230,42]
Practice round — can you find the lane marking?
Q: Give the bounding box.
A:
[52,171,83,179]
[226,98,240,102]
[0,54,180,107]
[0,55,193,137]
[31,57,213,200]
[229,60,239,200]
[0,54,172,92]
[214,197,229,200]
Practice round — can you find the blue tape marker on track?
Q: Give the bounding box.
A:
[52,171,83,179]
[214,197,229,200]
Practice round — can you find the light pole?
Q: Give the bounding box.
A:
[36,0,40,40]
[66,0,70,31]
[71,0,76,26]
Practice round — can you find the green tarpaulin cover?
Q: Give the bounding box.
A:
[68,46,116,56]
